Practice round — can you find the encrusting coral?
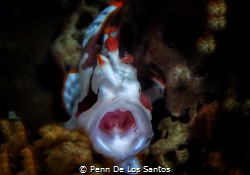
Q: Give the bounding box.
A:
[33,124,102,175]
[150,117,189,172]
[0,118,105,175]
[0,118,38,175]
[51,0,96,68]
[204,150,227,174]
[207,0,227,30]
[51,0,112,68]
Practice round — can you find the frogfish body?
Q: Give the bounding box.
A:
[62,0,164,172]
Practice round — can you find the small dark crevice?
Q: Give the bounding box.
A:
[195,67,207,77]
[75,12,93,30]
[197,100,203,112]
[9,155,25,174]
[177,144,187,151]
[178,108,190,124]
[143,40,149,57]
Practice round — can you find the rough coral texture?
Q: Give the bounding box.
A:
[188,101,219,142]
[118,0,250,174]
[0,118,38,175]
[207,0,227,30]
[33,124,100,175]
[150,117,190,173]
[204,150,227,174]
[0,118,107,175]
[51,0,112,68]
[152,117,189,157]
[51,0,98,67]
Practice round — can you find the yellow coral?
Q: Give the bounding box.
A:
[0,118,37,175]
[207,0,227,30]
[34,124,97,175]
[196,32,217,54]
[0,118,105,175]
[207,0,227,17]
[50,0,100,68]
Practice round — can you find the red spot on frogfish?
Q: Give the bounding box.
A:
[140,92,153,111]
[105,36,118,52]
[110,0,127,7]
[97,54,106,67]
[122,53,134,64]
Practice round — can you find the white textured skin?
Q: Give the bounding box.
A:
[63,53,93,116]
[88,47,153,158]
[63,73,80,115]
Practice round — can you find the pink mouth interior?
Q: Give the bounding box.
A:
[99,109,136,135]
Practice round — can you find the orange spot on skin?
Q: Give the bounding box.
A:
[122,53,134,64]
[62,69,78,84]
[68,69,78,74]
[135,154,144,175]
[104,27,117,35]
[152,76,167,89]
[110,0,127,7]
[105,36,119,52]
[97,54,106,67]
[136,154,144,164]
